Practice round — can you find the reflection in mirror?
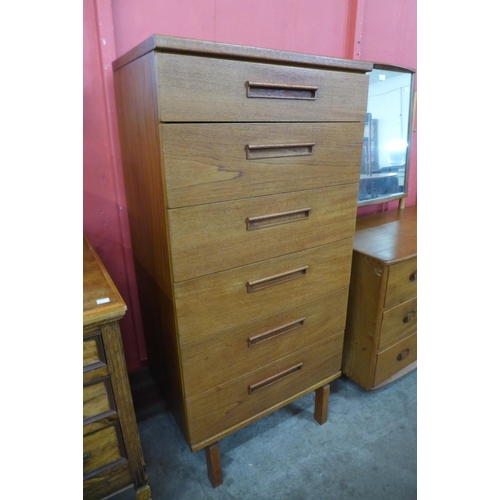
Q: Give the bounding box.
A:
[358,65,415,205]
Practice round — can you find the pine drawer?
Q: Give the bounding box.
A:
[373,333,417,387]
[378,297,417,351]
[384,257,417,309]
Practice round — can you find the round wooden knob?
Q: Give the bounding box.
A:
[409,270,417,282]
[403,311,416,323]
[397,349,410,361]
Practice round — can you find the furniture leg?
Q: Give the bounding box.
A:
[135,484,152,500]
[205,442,223,488]
[314,384,330,425]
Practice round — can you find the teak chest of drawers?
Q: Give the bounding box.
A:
[342,206,417,390]
[112,34,372,486]
[83,237,151,500]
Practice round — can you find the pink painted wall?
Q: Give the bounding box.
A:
[83,0,417,373]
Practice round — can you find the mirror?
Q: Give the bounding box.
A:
[358,64,415,206]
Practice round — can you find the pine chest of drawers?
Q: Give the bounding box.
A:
[112,35,372,486]
[342,206,417,390]
[83,237,151,499]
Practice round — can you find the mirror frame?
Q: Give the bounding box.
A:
[358,63,416,207]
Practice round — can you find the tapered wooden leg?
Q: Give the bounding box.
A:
[205,442,223,488]
[314,384,330,425]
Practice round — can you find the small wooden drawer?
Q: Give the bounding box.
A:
[384,257,417,309]
[156,52,369,123]
[378,297,417,351]
[181,288,349,397]
[373,333,417,387]
[175,239,353,341]
[83,378,116,422]
[185,332,343,449]
[161,122,364,208]
[169,184,358,282]
[83,424,126,477]
[83,335,106,371]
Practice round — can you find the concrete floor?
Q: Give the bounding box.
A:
[116,371,417,500]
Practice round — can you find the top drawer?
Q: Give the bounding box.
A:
[384,257,417,309]
[156,53,369,123]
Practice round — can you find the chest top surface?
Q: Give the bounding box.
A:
[112,34,374,73]
[83,236,126,329]
[353,206,417,263]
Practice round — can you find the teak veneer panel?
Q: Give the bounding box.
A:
[113,34,372,485]
[156,53,369,122]
[161,122,364,208]
[168,185,358,281]
[181,288,349,397]
[174,240,353,340]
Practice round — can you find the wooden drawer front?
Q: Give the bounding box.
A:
[156,53,369,123]
[373,333,417,387]
[384,257,417,308]
[186,332,343,447]
[169,185,358,282]
[175,239,353,340]
[83,424,126,477]
[83,335,106,371]
[83,378,115,422]
[378,297,417,351]
[181,288,348,397]
[83,461,133,500]
[162,122,364,208]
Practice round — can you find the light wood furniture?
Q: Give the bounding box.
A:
[342,206,417,390]
[112,34,372,487]
[83,236,151,500]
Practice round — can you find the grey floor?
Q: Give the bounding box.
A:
[117,371,417,500]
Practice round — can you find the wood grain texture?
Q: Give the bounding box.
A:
[378,297,417,351]
[112,34,374,73]
[168,185,358,281]
[113,35,369,478]
[175,240,353,340]
[83,237,150,498]
[161,122,364,208]
[180,288,348,397]
[374,333,417,386]
[314,384,330,425]
[185,332,343,449]
[83,236,127,328]
[342,207,417,390]
[157,52,369,122]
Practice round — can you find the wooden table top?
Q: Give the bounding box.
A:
[353,206,417,263]
[83,236,126,329]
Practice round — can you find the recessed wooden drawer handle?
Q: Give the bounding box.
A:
[247,208,311,230]
[409,270,417,282]
[246,143,315,160]
[248,363,303,394]
[403,311,416,323]
[397,349,410,361]
[248,317,306,347]
[246,266,308,293]
[247,81,318,100]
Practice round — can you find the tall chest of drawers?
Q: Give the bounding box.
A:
[83,236,151,499]
[112,35,372,486]
[342,206,417,390]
